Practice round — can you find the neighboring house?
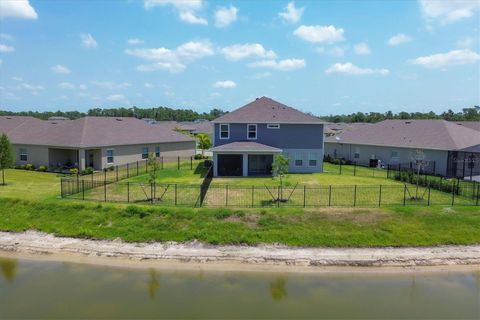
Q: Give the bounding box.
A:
[177,120,213,136]
[211,97,324,177]
[324,122,372,137]
[324,119,480,178]
[0,116,196,171]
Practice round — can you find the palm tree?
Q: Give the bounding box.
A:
[197,133,212,158]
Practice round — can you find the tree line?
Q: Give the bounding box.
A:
[0,106,226,122]
[1,106,478,123]
[320,107,480,123]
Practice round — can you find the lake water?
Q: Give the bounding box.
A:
[0,257,479,319]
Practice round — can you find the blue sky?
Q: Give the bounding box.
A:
[0,0,479,115]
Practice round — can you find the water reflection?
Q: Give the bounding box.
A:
[269,277,288,301]
[0,257,18,283]
[147,269,161,299]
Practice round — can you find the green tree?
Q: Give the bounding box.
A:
[271,154,289,200]
[197,133,212,157]
[0,134,14,185]
[147,152,160,184]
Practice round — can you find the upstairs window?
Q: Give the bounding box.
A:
[267,124,280,129]
[106,149,114,164]
[142,147,149,159]
[247,124,257,140]
[155,146,160,158]
[219,124,229,139]
[295,152,303,166]
[308,152,317,167]
[19,148,28,162]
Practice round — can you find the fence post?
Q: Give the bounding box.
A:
[145,160,148,174]
[427,185,431,206]
[127,182,130,203]
[127,163,130,179]
[226,184,228,206]
[378,185,382,207]
[178,156,180,170]
[451,180,455,206]
[328,185,332,207]
[387,164,389,179]
[403,184,406,206]
[82,180,85,200]
[161,157,164,169]
[190,156,193,170]
[277,186,280,208]
[76,174,79,193]
[61,178,64,198]
[116,166,118,181]
[104,178,107,202]
[354,162,357,176]
[353,185,356,207]
[104,170,106,183]
[303,185,306,208]
[174,184,177,206]
[136,161,139,176]
[252,185,254,207]
[339,162,342,175]
[476,183,479,206]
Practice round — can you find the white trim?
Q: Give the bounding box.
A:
[212,121,324,124]
[247,124,257,140]
[267,123,280,129]
[212,150,282,154]
[106,148,114,164]
[219,123,230,140]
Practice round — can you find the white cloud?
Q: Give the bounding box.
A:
[91,81,131,90]
[293,25,344,44]
[51,65,71,74]
[252,72,271,79]
[456,37,475,48]
[144,82,153,88]
[106,94,129,103]
[354,42,371,55]
[125,40,213,73]
[58,82,87,90]
[214,6,238,27]
[325,62,389,75]
[21,83,44,91]
[11,77,22,81]
[0,0,38,19]
[221,43,276,61]
[419,0,480,24]
[127,38,144,45]
[0,33,14,41]
[213,80,236,88]
[279,2,304,23]
[144,0,207,25]
[0,44,14,53]
[317,46,345,57]
[80,34,98,48]
[387,33,412,46]
[248,58,306,71]
[409,49,480,69]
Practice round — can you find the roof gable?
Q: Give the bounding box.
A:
[213,97,322,124]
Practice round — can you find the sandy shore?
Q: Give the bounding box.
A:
[1,231,479,272]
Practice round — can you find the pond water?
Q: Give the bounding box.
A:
[0,257,479,319]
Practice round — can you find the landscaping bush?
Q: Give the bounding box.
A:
[25,164,35,171]
[81,167,94,175]
[38,166,48,172]
[69,168,78,175]
[194,154,208,160]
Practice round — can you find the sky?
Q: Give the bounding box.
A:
[0,0,479,116]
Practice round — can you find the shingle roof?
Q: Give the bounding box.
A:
[326,119,480,151]
[212,96,323,124]
[0,116,194,148]
[211,141,282,152]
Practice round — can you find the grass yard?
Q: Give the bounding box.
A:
[0,197,479,247]
[0,169,61,201]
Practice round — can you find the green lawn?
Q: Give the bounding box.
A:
[0,168,479,247]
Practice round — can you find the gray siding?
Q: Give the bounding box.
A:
[214,123,324,149]
[324,142,448,176]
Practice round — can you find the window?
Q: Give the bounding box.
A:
[267,124,280,129]
[354,147,360,159]
[391,151,398,158]
[219,124,229,139]
[295,152,303,166]
[247,124,257,140]
[308,152,317,166]
[19,148,28,162]
[106,149,114,164]
[141,147,149,159]
[155,146,160,158]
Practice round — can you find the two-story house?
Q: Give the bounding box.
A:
[211,97,324,176]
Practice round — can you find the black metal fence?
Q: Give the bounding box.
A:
[61,179,479,208]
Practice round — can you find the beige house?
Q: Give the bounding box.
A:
[0,116,196,171]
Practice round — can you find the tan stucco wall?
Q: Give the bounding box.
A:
[98,141,196,169]
[13,144,50,168]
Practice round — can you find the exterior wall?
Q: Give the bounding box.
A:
[324,142,449,176]
[99,141,196,169]
[214,123,324,149]
[12,144,50,168]
[283,148,323,173]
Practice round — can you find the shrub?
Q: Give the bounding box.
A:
[38,166,48,172]
[69,168,78,175]
[194,154,208,160]
[25,164,35,171]
[81,167,94,175]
